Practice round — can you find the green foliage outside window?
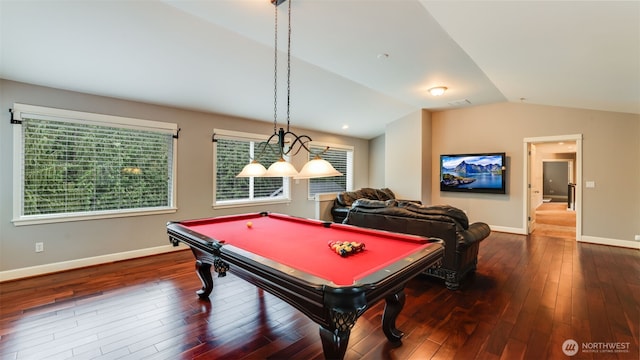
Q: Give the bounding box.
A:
[22,118,173,215]
[215,138,285,202]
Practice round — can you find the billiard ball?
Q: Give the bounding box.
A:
[246,221,253,228]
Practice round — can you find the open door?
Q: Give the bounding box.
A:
[527,143,543,233]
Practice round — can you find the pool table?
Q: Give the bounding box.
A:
[167,212,443,359]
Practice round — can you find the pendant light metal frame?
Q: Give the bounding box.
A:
[236,0,342,179]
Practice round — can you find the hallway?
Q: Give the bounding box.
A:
[533,202,576,239]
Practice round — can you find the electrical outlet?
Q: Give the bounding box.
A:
[35,242,44,252]
[635,235,640,241]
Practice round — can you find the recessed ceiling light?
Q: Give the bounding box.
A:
[342,124,349,130]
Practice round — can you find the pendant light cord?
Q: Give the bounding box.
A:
[286,0,292,132]
[273,4,278,135]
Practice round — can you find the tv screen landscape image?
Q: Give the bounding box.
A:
[440,153,506,194]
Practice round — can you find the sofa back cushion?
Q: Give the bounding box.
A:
[398,202,469,229]
[350,198,396,209]
[336,187,396,207]
[344,208,459,263]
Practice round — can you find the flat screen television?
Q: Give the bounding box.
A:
[440,152,506,194]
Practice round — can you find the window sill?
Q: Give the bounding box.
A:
[213,198,291,210]
[12,207,178,226]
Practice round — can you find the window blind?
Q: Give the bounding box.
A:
[308,145,353,197]
[214,135,289,205]
[20,118,174,216]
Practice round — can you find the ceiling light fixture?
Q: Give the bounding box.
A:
[237,0,342,179]
[428,86,447,96]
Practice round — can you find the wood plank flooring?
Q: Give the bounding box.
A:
[1,230,638,359]
[534,202,576,239]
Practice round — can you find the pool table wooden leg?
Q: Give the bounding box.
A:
[319,326,350,360]
[195,260,213,299]
[320,289,367,359]
[382,289,405,343]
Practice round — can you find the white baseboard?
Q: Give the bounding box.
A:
[488,228,640,250]
[579,236,640,250]
[490,225,527,235]
[0,244,187,282]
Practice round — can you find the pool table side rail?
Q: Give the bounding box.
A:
[359,239,444,305]
[175,212,267,228]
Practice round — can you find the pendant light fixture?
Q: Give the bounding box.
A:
[236,0,342,179]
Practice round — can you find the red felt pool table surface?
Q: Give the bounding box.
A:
[178,212,432,286]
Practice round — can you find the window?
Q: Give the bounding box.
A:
[308,143,353,198]
[12,104,178,225]
[213,129,290,207]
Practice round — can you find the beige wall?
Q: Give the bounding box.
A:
[384,110,426,201]
[429,102,639,245]
[421,109,433,202]
[0,80,370,274]
[368,134,385,188]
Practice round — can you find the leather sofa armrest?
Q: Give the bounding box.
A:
[458,222,491,246]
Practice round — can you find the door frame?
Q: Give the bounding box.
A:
[523,134,582,240]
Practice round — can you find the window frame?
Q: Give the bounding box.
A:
[212,129,291,209]
[306,141,354,200]
[11,103,178,226]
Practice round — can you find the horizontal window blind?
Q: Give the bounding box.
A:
[308,145,353,197]
[17,112,175,219]
[215,135,289,205]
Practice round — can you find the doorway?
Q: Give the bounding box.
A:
[542,159,574,206]
[523,135,582,240]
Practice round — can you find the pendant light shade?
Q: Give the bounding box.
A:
[264,157,299,177]
[236,160,268,177]
[295,156,343,179]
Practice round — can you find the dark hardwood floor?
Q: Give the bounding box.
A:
[1,230,638,359]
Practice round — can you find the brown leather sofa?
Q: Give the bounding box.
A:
[343,199,491,290]
[331,188,420,223]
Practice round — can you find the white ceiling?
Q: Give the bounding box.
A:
[1,1,638,139]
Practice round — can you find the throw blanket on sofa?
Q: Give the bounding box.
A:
[350,198,469,231]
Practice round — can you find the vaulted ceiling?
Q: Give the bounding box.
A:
[1,1,638,139]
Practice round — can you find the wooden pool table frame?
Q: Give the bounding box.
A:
[167,212,443,359]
